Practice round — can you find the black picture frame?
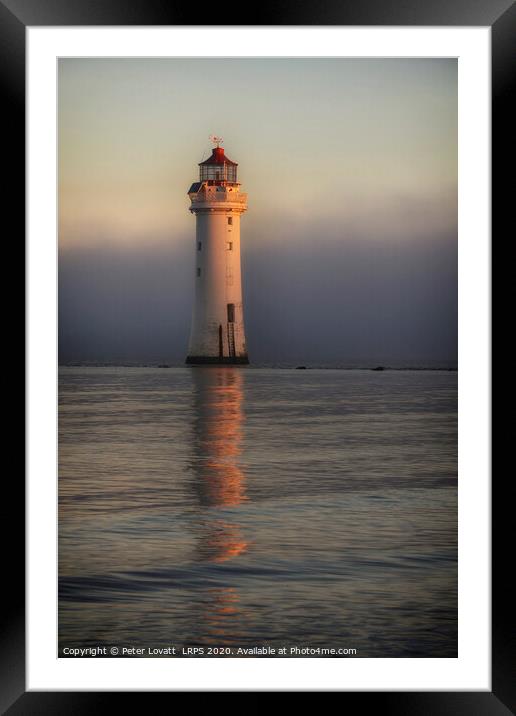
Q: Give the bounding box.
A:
[5,0,511,709]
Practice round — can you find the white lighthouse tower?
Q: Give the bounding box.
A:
[186,137,249,365]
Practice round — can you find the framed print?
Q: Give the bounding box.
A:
[4,0,512,709]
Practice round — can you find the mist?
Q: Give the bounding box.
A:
[59,215,457,367]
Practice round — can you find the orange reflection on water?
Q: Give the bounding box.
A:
[191,367,248,563]
[198,520,248,564]
[202,586,244,639]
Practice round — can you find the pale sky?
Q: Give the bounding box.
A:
[58,58,457,365]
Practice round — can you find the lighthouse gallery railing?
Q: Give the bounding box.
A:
[191,192,248,204]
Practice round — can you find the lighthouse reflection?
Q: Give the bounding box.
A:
[189,367,249,643]
[189,367,248,564]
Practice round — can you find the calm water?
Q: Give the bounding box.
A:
[58,367,457,657]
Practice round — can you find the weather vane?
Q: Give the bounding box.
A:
[209,135,224,148]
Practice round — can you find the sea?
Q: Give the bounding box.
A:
[58,366,457,658]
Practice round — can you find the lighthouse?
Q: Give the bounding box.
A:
[185,137,249,365]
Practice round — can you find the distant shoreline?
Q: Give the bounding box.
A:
[58,363,458,372]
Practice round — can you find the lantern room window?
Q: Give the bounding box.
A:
[199,164,237,183]
[199,147,238,184]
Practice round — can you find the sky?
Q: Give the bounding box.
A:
[58,58,457,366]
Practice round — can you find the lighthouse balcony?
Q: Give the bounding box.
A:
[189,185,248,209]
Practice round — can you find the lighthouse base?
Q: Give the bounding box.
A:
[185,355,249,366]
